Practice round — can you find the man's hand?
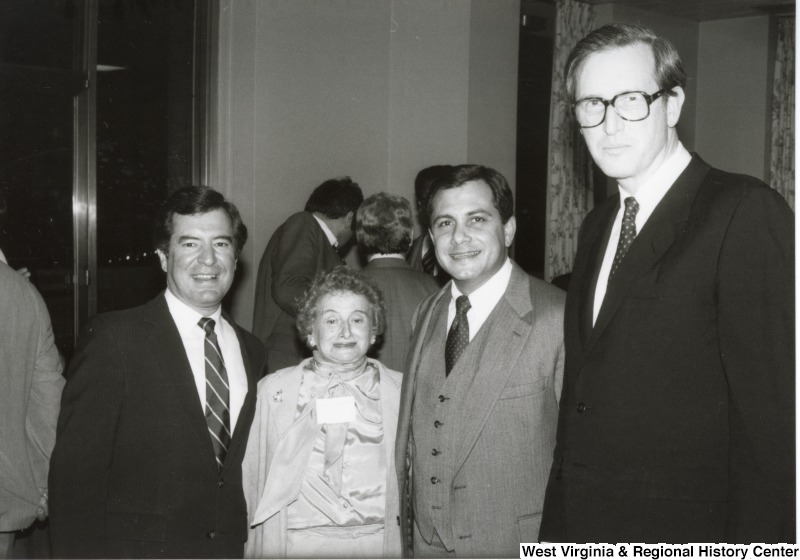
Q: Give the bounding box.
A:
[36,491,48,521]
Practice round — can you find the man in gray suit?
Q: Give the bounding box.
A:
[0,261,64,558]
[395,164,565,557]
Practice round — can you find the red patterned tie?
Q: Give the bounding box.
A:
[198,317,231,470]
[609,197,639,281]
[445,295,471,376]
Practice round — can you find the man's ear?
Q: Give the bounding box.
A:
[503,216,517,248]
[666,86,685,128]
[157,249,168,273]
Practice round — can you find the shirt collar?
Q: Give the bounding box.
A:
[618,142,692,228]
[450,257,512,304]
[367,253,406,262]
[164,288,222,332]
[312,214,339,247]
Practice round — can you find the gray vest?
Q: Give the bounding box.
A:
[411,293,498,550]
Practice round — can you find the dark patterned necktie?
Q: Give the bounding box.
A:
[609,197,639,281]
[445,295,471,376]
[198,317,231,470]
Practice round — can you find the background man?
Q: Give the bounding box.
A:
[49,187,266,558]
[396,164,565,557]
[356,192,439,372]
[253,177,363,373]
[0,262,64,558]
[540,23,794,543]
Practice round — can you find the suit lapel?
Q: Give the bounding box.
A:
[452,265,533,472]
[577,201,618,350]
[223,316,260,474]
[379,364,401,458]
[147,295,218,466]
[394,286,448,481]
[271,362,305,437]
[585,156,711,356]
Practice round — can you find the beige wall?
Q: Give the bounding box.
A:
[212,0,520,328]
[696,16,771,181]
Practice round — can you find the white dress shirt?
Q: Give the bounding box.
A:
[447,257,513,342]
[593,143,692,324]
[164,289,248,430]
[313,214,339,248]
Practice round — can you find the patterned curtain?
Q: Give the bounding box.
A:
[544,0,595,281]
[769,16,794,210]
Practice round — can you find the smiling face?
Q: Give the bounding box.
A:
[576,43,684,194]
[308,291,375,365]
[429,180,516,295]
[157,209,237,315]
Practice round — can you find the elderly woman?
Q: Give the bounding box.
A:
[243,266,402,559]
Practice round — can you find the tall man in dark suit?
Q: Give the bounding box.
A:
[252,177,363,373]
[539,24,795,543]
[396,165,565,557]
[356,192,439,372]
[49,187,266,558]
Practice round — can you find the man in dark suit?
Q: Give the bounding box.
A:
[539,23,795,543]
[396,165,565,557]
[356,192,439,372]
[252,177,363,373]
[407,165,453,286]
[49,187,266,558]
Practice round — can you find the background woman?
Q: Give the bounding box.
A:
[242,266,402,558]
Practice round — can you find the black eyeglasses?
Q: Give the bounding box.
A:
[573,89,668,128]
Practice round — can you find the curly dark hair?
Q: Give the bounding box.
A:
[296,266,386,346]
[304,177,364,219]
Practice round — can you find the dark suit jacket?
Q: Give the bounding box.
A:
[49,294,266,558]
[540,155,795,544]
[252,212,341,365]
[361,257,439,372]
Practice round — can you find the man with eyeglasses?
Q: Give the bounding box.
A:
[539,23,794,544]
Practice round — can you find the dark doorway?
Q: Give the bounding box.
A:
[0,0,209,364]
[514,0,555,279]
[95,0,199,314]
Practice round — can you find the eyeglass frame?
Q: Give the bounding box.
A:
[572,89,669,129]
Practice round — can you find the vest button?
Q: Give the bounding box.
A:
[218,480,224,487]
[207,530,216,539]
[438,395,448,402]
[434,420,443,428]
[432,448,440,456]
[431,477,439,484]
[577,402,587,413]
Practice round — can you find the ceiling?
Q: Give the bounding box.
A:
[578,0,795,21]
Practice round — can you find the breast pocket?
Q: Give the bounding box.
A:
[499,378,547,400]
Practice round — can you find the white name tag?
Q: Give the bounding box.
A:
[316,396,356,424]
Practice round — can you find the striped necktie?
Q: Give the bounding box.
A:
[198,317,231,470]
